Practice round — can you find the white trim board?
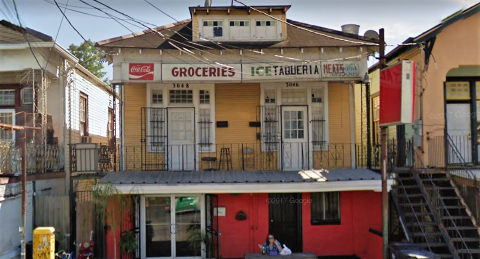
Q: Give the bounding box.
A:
[112,179,393,194]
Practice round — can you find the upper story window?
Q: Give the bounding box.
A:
[255,20,277,39]
[229,20,250,39]
[199,90,210,104]
[203,21,223,38]
[22,88,34,104]
[152,90,163,105]
[0,90,15,106]
[264,89,276,104]
[0,109,15,142]
[169,90,193,104]
[79,92,88,136]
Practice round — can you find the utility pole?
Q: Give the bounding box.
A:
[21,114,27,259]
[379,28,389,259]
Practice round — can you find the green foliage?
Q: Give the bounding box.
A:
[187,228,212,257]
[92,183,139,259]
[120,230,138,254]
[68,39,107,83]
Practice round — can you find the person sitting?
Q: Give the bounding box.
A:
[258,233,283,255]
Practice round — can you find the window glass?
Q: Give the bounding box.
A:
[284,110,304,139]
[169,90,193,104]
[22,88,33,104]
[311,87,325,150]
[0,90,15,106]
[282,88,306,104]
[264,89,276,104]
[152,90,163,104]
[311,192,340,225]
[199,90,210,104]
[0,110,14,141]
[446,82,470,100]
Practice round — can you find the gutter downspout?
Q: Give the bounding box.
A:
[120,83,125,171]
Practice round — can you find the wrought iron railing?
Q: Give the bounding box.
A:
[0,141,64,174]
[117,142,358,172]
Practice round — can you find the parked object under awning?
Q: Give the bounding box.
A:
[99,168,393,194]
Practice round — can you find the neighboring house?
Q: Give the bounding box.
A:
[0,20,119,259]
[97,4,392,259]
[353,3,480,258]
[355,3,480,169]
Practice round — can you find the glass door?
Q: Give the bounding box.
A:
[143,195,203,259]
[282,107,309,170]
[145,196,173,258]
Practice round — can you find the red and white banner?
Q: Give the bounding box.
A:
[129,63,154,80]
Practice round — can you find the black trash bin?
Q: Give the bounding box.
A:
[390,243,440,259]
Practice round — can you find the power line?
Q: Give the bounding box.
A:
[52,0,88,43]
[43,0,70,72]
[12,0,44,71]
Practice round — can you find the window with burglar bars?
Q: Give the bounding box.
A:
[310,192,340,225]
[311,87,325,150]
[199,109,212,151]
[145,108,167,152]
[260,105,280,151]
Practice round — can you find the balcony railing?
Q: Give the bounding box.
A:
[0,141,64,174]
[69,143,118,174]
[115,143,359,172]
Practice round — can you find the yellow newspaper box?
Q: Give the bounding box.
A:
[33,227,55,259]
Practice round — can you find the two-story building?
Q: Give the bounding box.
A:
[97,4,392,259]
[0,20,119,258]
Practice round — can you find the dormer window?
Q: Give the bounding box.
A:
[203,21,223,37]
[255,20,277,39]
[229,20,250,39]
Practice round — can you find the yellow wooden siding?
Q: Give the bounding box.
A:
[314,82,352,168]
[192,15,198,42]
[281,13,287,41]
[124,84,146,146]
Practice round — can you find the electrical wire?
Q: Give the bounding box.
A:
[43,0,70,72]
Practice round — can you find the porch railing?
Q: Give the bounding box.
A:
[117,142,358,172]
[0,141,64,174]
[69,143,119,174]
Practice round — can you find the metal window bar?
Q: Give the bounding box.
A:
[259,106,280,152]
[198,109,212,151]
[141,107,167,171]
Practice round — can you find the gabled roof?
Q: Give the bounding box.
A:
[368,2,480,72]
[96,18,378,49]
[0,20,53,43]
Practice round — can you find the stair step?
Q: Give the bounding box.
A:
[441,216,471,220]
[400,177,416,181]
[411,232,442,237]
[415,242,447,247]
[451,237,480,242]
[439,197,460,200]
[457,249,480,254]
[405,222,438,227]
[404,212,431,217]
[435,254,453,259]
[444,206,466,209]
[398,194,424,198]
[402,185,420,189]
[400,203,428,207]
[445,226,478,231]
[424,187,455,190]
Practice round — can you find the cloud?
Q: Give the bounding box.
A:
[446,0,478,7]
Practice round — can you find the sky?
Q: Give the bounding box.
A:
[1,0,478,80]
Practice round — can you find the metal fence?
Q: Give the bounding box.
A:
[69,143,119,173]
[0,141,64,174]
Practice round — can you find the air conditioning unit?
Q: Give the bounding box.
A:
[81,136,92,143]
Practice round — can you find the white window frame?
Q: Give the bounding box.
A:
[147,84,216,154]
[201,20,224,39]
[21,87,34,105]
[0,109,16,142]
[261,83,329,152]
[0,89,16,106]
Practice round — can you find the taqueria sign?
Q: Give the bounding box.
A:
[120,61,364,82]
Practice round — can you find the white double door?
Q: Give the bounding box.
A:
[142,195,204,259]
[282,106,309,170]
[168,109,195,171]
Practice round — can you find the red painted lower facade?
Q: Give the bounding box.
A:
[106,191,382,259]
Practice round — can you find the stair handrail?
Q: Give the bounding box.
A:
[422,172,473,259]
[446,134,477,181]
[396,172,433,252]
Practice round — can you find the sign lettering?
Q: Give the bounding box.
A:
[128,63,154,80]
[321,61,361,78]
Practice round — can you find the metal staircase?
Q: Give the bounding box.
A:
[391,134,480,259]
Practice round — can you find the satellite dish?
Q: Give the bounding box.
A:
[364,30,379,40]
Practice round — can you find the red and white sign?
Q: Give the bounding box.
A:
[129,63,154,80]
[380,60,416,126]
[162,64,242,82]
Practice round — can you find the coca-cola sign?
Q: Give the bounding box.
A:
[129,63,154,80]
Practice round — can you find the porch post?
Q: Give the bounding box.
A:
[379,28,389,259]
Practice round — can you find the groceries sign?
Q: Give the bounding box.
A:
[121,60,364,82]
